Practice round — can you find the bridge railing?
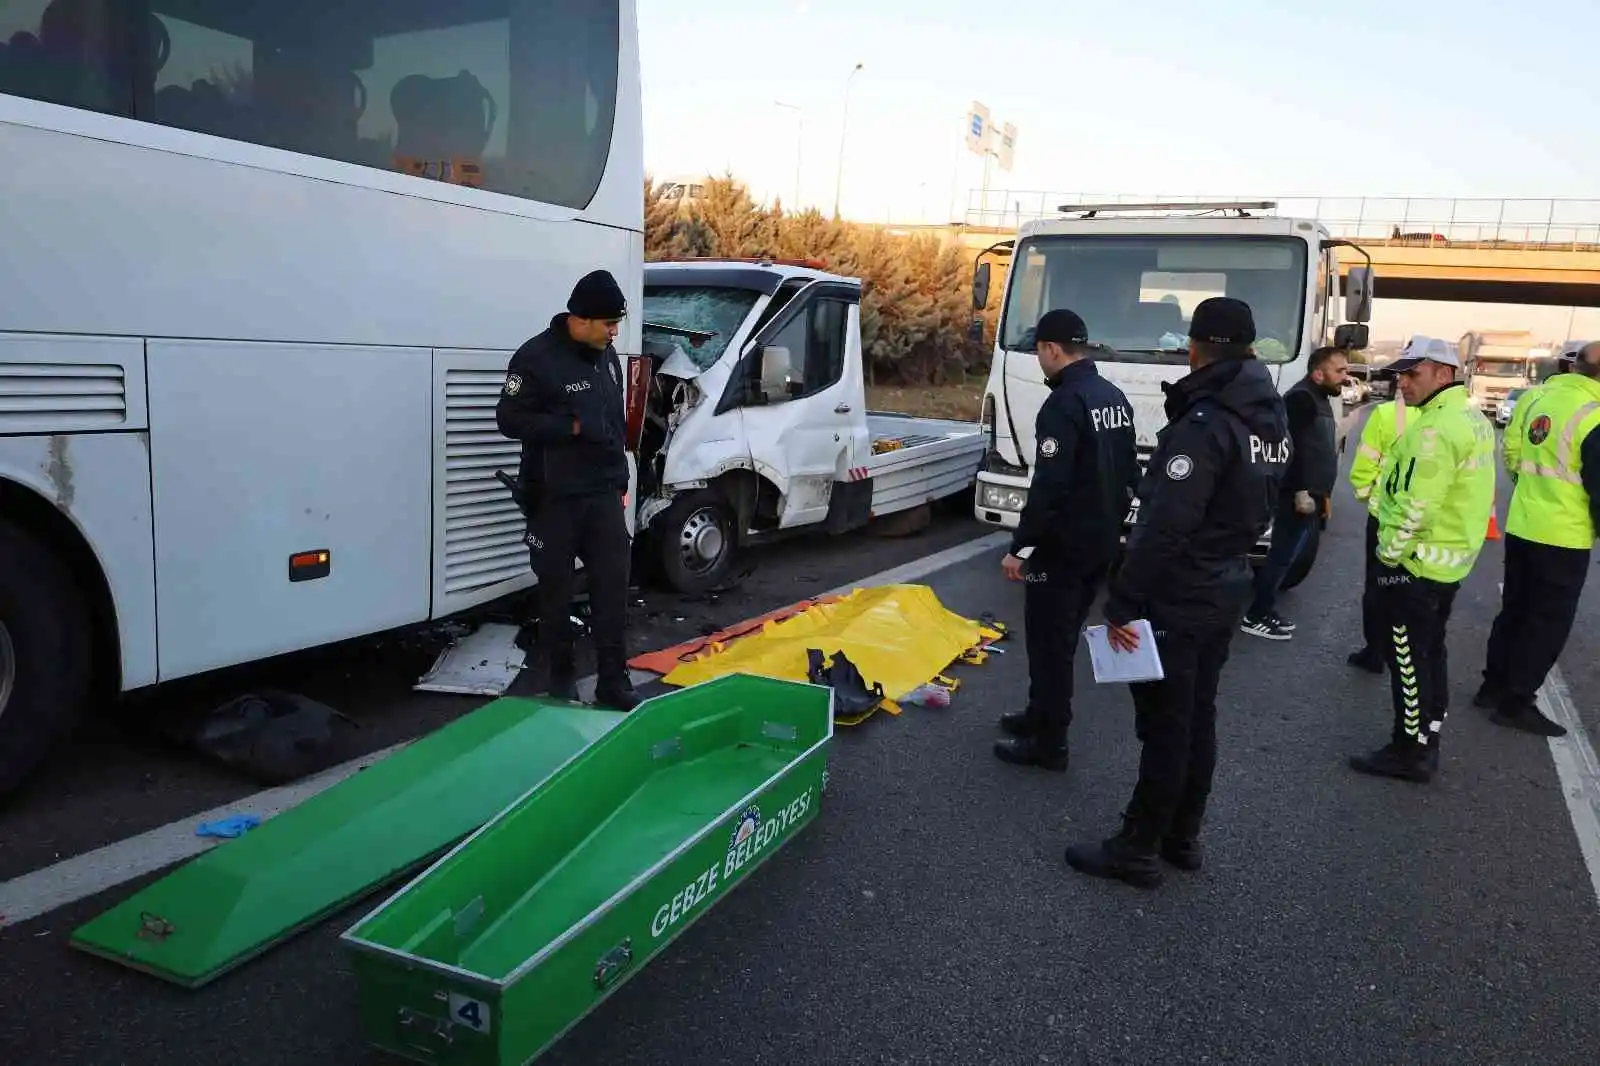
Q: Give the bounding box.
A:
[961,193,1600,251]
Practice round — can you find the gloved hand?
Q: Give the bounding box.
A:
[1294,490,1316,516]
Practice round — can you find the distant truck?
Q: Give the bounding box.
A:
[1460,330,1540,412]
[626,258,986,592]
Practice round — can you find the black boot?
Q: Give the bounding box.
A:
[1472,682,1504,710]
[1160,837,1204,872]
[992,736,1068,772]
[592,649,640,712]
[549,644,580,702]
[1348,742,1434,784]
[1064,824,1164,889]
[1346,647,1385,674]
[1491,703,1567,738]
[997,710,1035,738]
[528,644,579,701]
[593,681,640,712]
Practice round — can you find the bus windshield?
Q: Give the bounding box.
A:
[999,235,1308,364]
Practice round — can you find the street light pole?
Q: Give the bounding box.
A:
[832,62,863,220]
[774,100,802,211]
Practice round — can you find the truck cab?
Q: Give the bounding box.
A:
[971,201,1374,586]
[1460,331,1540,413]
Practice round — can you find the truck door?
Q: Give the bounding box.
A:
[720,281,861,528]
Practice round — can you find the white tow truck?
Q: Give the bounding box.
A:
[969,201,1375,590]
[625,257,985,592]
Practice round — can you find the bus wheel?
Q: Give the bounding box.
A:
[0,519,92,796]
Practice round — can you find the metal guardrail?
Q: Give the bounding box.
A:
[961,192,1600,251]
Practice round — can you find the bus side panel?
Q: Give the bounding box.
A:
[146,341,432,682]
[0,433,158,690]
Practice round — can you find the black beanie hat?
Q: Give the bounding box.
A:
[567,269,627,320]
[1035,308,1089,347]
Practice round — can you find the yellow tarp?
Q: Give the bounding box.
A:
[662,584,999,699]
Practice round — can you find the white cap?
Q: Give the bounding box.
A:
[1388,335,1460,373]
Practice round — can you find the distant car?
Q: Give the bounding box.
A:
[1340,378,1368,406]
[1367,373,1394,401]
[1495,387,1529,427]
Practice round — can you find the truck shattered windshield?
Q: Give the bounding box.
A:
[999,236,1308,364]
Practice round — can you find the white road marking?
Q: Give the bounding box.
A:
[819,531,1009,599]
[0,531,1008,927]
[0,742,408,928]
[1537,665,1600,911]
[1494,579,1600,911]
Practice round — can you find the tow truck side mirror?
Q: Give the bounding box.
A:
[967,318,984,346]
[972,261,991,311]
[1345,265,1374,324]
[757,345,795,402]
[1334,323,1370,351]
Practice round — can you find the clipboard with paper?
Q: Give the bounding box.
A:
[1082,620,1164,684]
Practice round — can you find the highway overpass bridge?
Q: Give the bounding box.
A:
[897,195,1600,306]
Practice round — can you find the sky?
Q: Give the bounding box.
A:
[638,0,1600,340]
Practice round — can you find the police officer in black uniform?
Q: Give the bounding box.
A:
[994,308,1139,771]
[496,269,639,711]
[1065,297,1290,888]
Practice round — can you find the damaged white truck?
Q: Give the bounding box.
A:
[970,200,1375,590]
[627,258,986,592]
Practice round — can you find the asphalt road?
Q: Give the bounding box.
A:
[4,417,1599,1065]
[0,505,985,882]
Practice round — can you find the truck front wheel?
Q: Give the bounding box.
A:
[0,519,92,796]
[655,490,739,594]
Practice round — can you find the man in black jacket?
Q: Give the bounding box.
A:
[496,269,639,711]
[994,308,1139,771]
[1065,297,1290,888]
[1239,345,1347,640]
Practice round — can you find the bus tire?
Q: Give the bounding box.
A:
[0,519,92,797]
[655,489,738,595]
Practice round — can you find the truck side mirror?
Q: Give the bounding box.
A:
[1335,323,1370,351]
[757,345,794,401]
[1345,266,1374,324]
[972,261,991,311]
[967,318,984,346]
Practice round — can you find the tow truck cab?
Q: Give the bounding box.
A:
[971,201,1374,587]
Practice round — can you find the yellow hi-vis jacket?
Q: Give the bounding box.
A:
[1504,372,1600,549]
[1349,399,1406,518]
[1375,384,1498,584]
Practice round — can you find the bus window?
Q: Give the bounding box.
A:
[0,0,135,116]
[0,1,620,211]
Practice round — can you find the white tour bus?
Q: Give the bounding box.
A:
[971,201,1373,584]
[0,0,644,794]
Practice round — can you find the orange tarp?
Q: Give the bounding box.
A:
[626,595,845,676]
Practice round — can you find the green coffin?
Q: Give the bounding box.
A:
[341,673,834,1066]
[71,700,624,988]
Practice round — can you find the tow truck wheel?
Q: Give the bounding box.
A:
[0,519,92,797]
[655,490,738,595]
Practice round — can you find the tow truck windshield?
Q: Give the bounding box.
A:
[642,285,760,371]
[999,235,1308,364]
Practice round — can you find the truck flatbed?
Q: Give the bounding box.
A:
[864,412,985,517]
